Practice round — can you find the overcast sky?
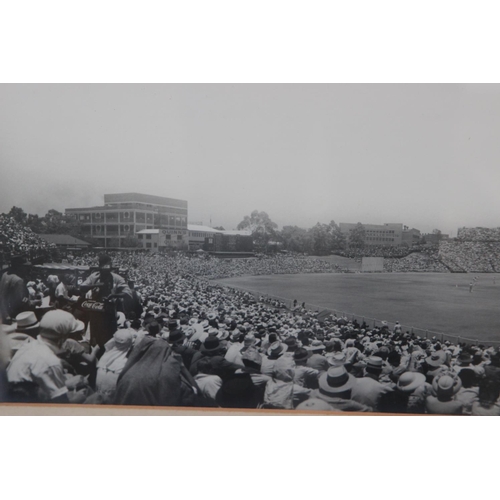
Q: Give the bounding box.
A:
[1,83,499,236]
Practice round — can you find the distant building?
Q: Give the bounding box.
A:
[38,234,91,250]
[422,232,450,244]
[340,222,404,246]
[188,224,220,251]
[65,193,188,249]
[401,227,421,246]
[136,225,253,254]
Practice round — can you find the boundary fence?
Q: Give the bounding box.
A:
[220,283,500,348]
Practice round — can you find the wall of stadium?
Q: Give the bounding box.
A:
[362,257,384,272]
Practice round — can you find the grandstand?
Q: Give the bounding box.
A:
[0,214,55,268]
[439,228,500,273]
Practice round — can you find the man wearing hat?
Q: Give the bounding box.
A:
[190,337,238,380]
[307,366,371,412]
[6,310,88,403]
[379,372,429,414]
[14,311,40,338]
[224,331,248,366]
[293,348,319,388]
[306,341,330,373]
[350,356,394,411]
[452,351,485,377]
[425,372,464,414]
[167,329,197,371]
[261,340,288,376]
[424,350,449,383]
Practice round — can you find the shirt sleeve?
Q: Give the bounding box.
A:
[33,364,69,399]
[113,274,132,297]
[81,273,98,287]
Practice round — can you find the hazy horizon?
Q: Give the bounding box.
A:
[1,83,500,237]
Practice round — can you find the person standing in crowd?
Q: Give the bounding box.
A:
[127,280,143,319]
[55,274,78,310]
[80,253,133,348]
[6,310,89,403]
[0,256,32,324]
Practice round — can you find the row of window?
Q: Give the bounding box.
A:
[190,231,212,238]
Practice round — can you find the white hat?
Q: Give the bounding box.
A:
[15,311,40,331]
[40,310,85,336]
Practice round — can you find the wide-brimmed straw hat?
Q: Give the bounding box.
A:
[397,372,426,393]
[317,366,355,400]
[432,372,462,399]
[15,311,40,331]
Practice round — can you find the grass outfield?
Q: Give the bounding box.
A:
[215,273,500,343]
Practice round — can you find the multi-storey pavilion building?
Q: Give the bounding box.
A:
[66,193,188,249]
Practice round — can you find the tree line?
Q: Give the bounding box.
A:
[5,206,438,256]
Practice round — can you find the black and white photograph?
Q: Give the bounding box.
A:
[1,83,500,415]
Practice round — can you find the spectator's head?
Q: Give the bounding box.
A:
[284,336,298,353]
[273,356,295,382]
[458,351,473,367]
[387,350,401,367]
[308,340,325,354]
[327,352,347,367]
[477,377,500,409]
[458,368,477,389]
[318,366,355,401]
[201,336,222,356]
[9,255,27,272]
[293,347,310,366]
[39,310,85,346]
[113,328,134,351]
[98,253,112,275]
[242,347,262,372]
[374,346,390,361]
[14,311,40,337]
[397,372,426,394]
[426,351,448,369]
[365,356,383,378]
[168,329,185,346]
[197,357,214,375]
[432,373,462,402]
[267,341,287,360]
[147,321,161,337]
[489,352,500,368]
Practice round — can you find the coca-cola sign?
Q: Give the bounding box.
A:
[80,300,105,312]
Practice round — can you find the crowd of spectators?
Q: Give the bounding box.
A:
[336,245,425,260]
[384,253,449,272]
[438,241,500,273]
[457,227,500,241]
[2,251,500,414]
[70,251,345,280]
[0,215,55,266]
